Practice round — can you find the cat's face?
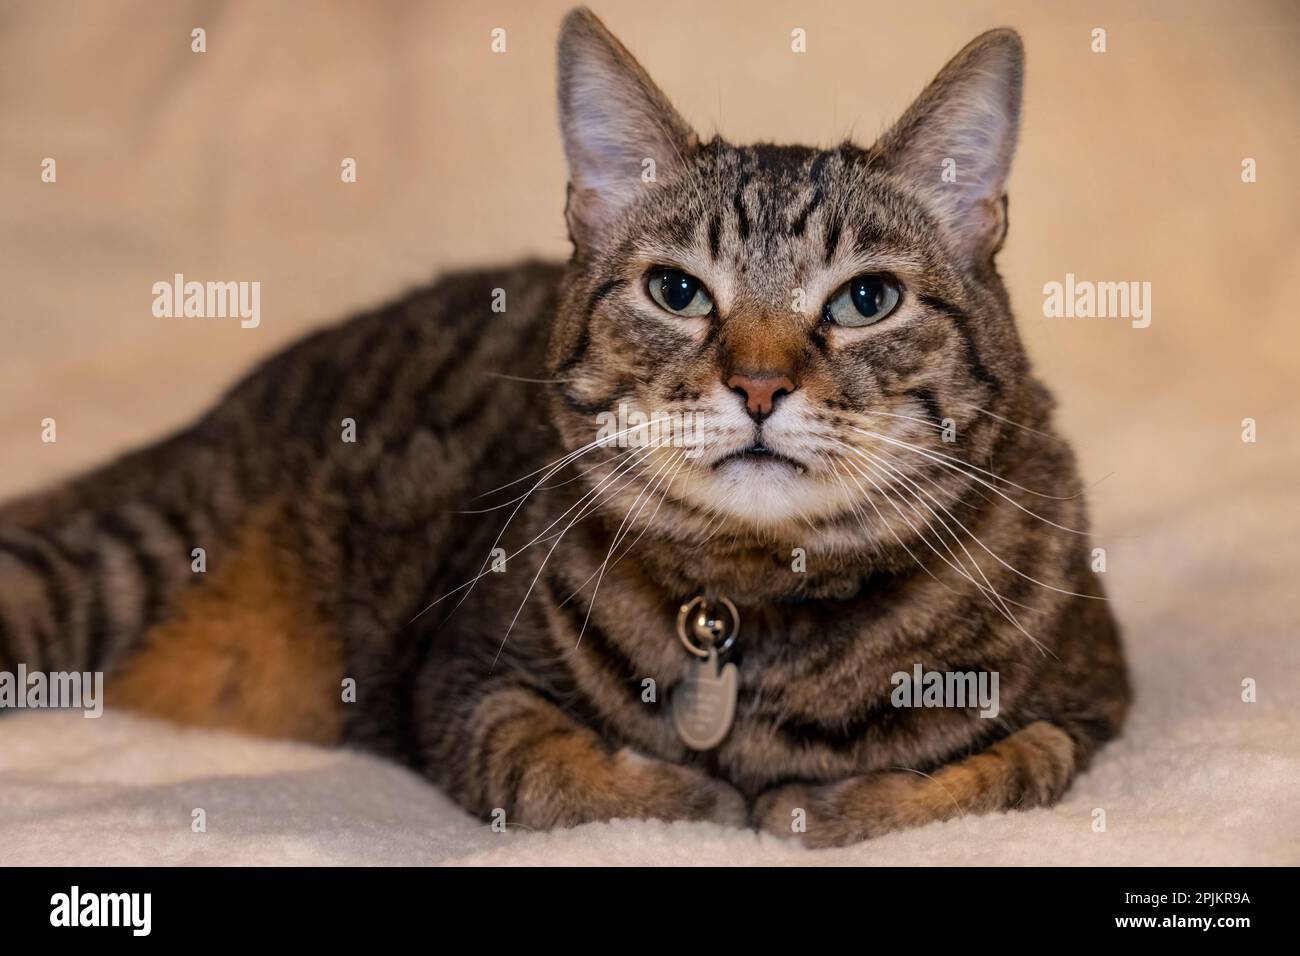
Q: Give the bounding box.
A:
[549,9,1028,543]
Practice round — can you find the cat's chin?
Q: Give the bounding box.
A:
[680,457,858,530]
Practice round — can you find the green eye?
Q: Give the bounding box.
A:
[647,268,714,317]
[824,274,902,327]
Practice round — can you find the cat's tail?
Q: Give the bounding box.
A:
[0,424,255,687]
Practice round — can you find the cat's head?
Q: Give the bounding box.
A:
[548,7,1032,546]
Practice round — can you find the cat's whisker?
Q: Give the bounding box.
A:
[816,449,891,549]
[956,402,1069,446]
[866,443,1107,603]
[828,459,992,634]
[497,447,657,573]
[472,416,680,501]
[427,445,624,620]
[846,445,1052,644]
[485,373,572,384]
[558,449,692,612]
[570,449,688,652]
[693,486,734,546]
[853,428,1092,530]
[822,450,968,604]
[858,407,947,433]
[452,443,640,515]
[490,443,665,668]
[441,416,684,622]
[853,475,1049,657]
[633,451,692,544]
[842,446,996,598]
[860,443,1047,614]
[836,451,992,598]
[834,444,1047,652]
[853,427,1082,503]
[407,444,654,626]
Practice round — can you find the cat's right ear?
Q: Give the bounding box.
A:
[557,7,695,250]
[873,29,1024,267]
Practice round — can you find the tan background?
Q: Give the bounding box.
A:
[3,0,1298,503]
[1,1,1297,863]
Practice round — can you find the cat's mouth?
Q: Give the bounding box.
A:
[712,442,807,474]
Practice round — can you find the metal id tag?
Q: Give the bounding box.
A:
[671,646,738,751]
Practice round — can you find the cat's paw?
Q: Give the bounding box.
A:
[753,783,816,842]
[753,775,923,848]
[704,776,749,829]
[613,748,747,829]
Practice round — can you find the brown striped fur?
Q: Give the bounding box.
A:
[0,9,1128,846]
[108,504,344,743]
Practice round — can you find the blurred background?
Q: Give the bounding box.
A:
[2,0,1297,502]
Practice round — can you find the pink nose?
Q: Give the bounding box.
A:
[726,372,796,420]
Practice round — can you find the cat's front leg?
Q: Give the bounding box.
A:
[753,721,1077,848]
[455,686,746,831]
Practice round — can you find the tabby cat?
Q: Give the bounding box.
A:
[0,8,1128,847]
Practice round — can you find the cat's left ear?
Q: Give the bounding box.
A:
[874,29,1024,266]
[557,7,696,250]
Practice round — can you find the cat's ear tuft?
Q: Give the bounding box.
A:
[557,7,695,249]
[874,29,1024,265]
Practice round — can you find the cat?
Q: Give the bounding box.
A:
[0,7,1128,847]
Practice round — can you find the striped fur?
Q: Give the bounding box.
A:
[0,9,1128,846]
